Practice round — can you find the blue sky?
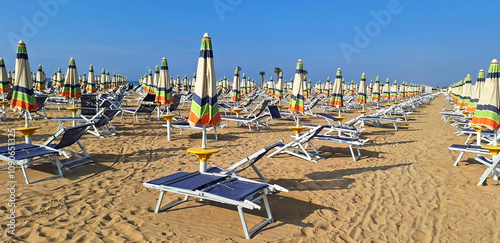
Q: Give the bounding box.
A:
[0,0,498,87]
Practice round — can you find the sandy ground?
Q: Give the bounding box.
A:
[0,93,499,242]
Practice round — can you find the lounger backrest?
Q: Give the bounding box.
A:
[35,96,48,110]
[302,125,327,143]
[169,94,182,111]
[253,100,270,117]
[266,105,282,120]
[224,141,284,174]
[94,109,119,127]
[53,124,92,149]
[137,103,156,113]
[81,94,98,116]
[142,93,156,102]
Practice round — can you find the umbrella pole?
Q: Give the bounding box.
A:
[202,126,207,149]
[494,129,498,146]
[25,112,29,128]
[296,113,300,127]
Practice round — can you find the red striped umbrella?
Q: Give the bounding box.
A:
[61,58,82,104]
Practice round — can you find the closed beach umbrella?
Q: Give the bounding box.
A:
[240,73,247,95]
[324,77,330,97]
[61,58,82,105]
[188,33,221,149]
[267,76,274,96]
[472,59,500,141]
[11,41,38,126]
[0,58,12,97]
[191,73,196,92]
[371,76,381,103]
[155,57,173,105]
[400,81,406,99]
[100,69,106,90]
[459,74,472,108]
[390,80,398,100]
[357,73,367,108]
[56,67,64,88]
[382,78,390,100]
[329,68,344,116]
[275,71,283,100]
[231,67,241,103]
[222,76,228,93]
[86,65,96,93]
[467,69,485,112]
[289,59,305,126]
[35,64,46,91]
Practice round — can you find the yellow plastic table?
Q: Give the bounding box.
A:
[357,110,367,115]
[385,104,391,108]
[374,106,381,110]
[15,127,41,144]
[277,105,283,110]
[335,116,345,124]
[187,147,220,172]
[481,145,500,156]
[66,107,81,126]
[289,126,304,138]
[233,108,243,126]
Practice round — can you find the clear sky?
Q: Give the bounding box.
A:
[0,0,498,87]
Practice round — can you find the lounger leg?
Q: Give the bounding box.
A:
[214,127,218,141]
[155,193,189,213]
[349,145,357,161]
[453,151,465,166]
[238,206,251,239]
[477,156,500,186]
[393,122,398,131]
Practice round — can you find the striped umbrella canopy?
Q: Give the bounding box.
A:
[188,33,221,148]
[307,79,312,97]
[275,71,284,100]
[368,79,373,93]
[86,65,96,93]
[182,74,188,91]
[100,69,106,90]
[289,59,305,125]
[323,77,331,97]
[467,69,485,112]
[240,73,247,95]
[34,64,46,91]
[0,58,12,96]
[174,74,180,90]
[61,58,82,102]
[382,78,390,100]
[231,67,241,102]
[155,57,173,106]
[472,59,500,134]
[222,75,228,93]
[302,76,309,99]
[371,76,381,103]
[81,72,87,87]
[8,70,12,85]
[153,65,160,93]
[329,68,344,116]
[399,81,406,99]
[459,74,472,108]
[11,40,38,126]
[390,80,398,100]
[267,76,274,96]
[146,69,154,94]
[191,73,196,92]
[56,67,64,88]
[105,70,111,89]
[357,73,367,107]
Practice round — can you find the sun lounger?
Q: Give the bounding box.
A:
[0,124,93,184]
[448,144,491,166]
[312,134,370,161]
[163,121,218,140]
[143,141,288,239]
[267,125,326,162]
[52,109,120,138]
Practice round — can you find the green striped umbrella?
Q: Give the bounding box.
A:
[459,74,472,108]
[155,57,173,105]
[231,67,241,103]
[61,58,82,105]
[10,41,38,127]
[382,78,390,100]
[289,59,305,126]
[240,73,247,95]
[467,69,485,112]
[275,71,284,100]
[371,76,381,103]
[188,33,221,149]
[34,64,46,91]
[324,77,330,97]
[329,68,344,116]
[390,80,398,100]
[56,67,64,88]
[357,73,367,108]
[86,65,96,93]
[0,58,12,97]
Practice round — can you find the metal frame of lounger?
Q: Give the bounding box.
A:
[312,134,370,161]
[474,155,500,186]
[315,113,365,138]
[267,125,326,162]
[143,141,288,239]
[220,114,270,131]
[357,116,402,130]
[163,121,219,140]
[52,109,119,138]
[448,144,491,166]
[0,124,92,184]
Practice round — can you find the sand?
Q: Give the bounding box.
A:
[0,94,499,242]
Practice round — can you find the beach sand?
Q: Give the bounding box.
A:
[1,94,499,242]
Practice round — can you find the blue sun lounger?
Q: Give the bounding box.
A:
[448,144,491,166]
[143,141,288,239]
[0,124,93,184]
[474,155,500,186]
